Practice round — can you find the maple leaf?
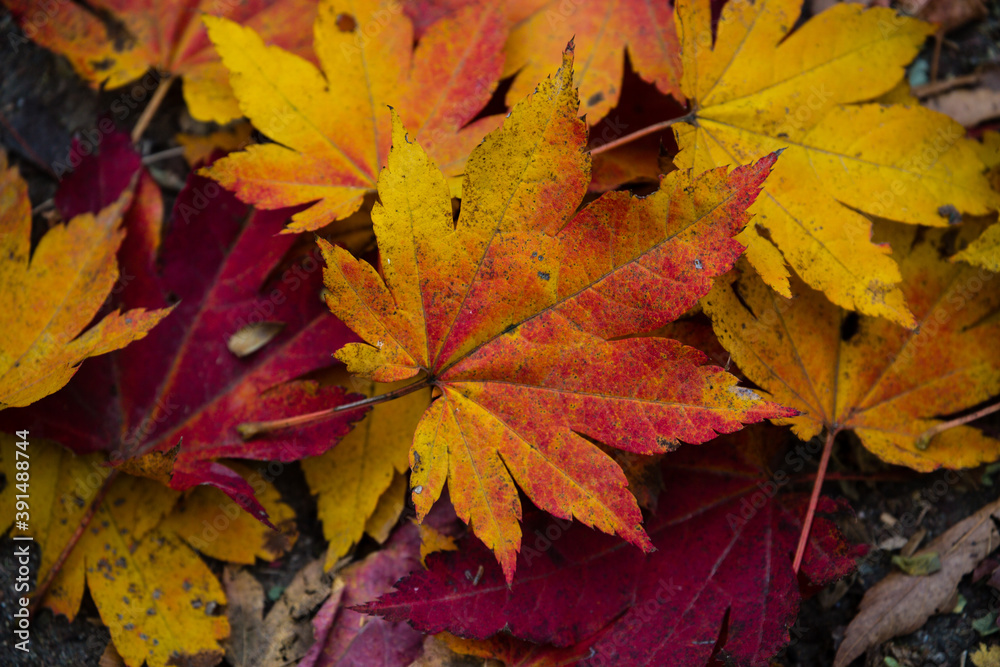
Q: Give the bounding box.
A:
[2,0,317,123]
[703,219,1000,471]
[53,132,143,217]
[672,0,1000,326]
[0,437,297,667]
[0,137,364,520]
[319,49,793,581]
[0,148,167,410]
[502,0,682,125]
[359,429,863,666]
[303,379,431,568]
[201,0,506,232]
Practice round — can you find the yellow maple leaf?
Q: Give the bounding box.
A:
[303,380,430,569]
[673,0,1000,326]
[703,219,1000,471]
[0,439,296,667]
[0,150,169,410]
[364,472,409,544]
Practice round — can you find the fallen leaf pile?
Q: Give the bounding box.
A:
[2,0,1000,664]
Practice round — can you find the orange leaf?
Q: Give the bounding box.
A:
[504,0,683,124]
[202,0,507,232]
[321,49,793,581]
[0,150,169,410]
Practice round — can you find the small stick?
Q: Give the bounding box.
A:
[30,469,119,614]
[237,377,431,439]
[141,146,186,165]
[915,400,1000,451]
[912,72,980,98]
[792,428,838,574]
[32,198,55,215]
[929,31,943,84]
[131,74,174,144]
[588,114,694,156]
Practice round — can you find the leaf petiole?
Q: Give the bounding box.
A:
[237,376,432,440]
[587,113,695,156]
[792,428,839,574]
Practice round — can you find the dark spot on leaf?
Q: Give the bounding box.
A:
[91,58,114,71]
[538,272,550,281]
[840,312,860,341]
[587,92,605,106]
[938,204,962,225]
[336,13,357,32]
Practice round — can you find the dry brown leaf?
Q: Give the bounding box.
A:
[222,559,333,667]
[914,0,988,33]
[835,497,1000,666]
[925,87,1000,127]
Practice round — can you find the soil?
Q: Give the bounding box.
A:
[2,1,1000,666]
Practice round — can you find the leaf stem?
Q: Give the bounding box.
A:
[588,114,694,156]
[131,73,173,144]
[792,428,838,574]
[915,400,1000,450]
[30,469,119,615]
[237,377,432,440]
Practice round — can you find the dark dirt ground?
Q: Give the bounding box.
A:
[3,1,1000,666]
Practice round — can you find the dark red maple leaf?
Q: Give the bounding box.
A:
[53,130,141,218]
[1,135,364,521]
[358,429,865,666]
